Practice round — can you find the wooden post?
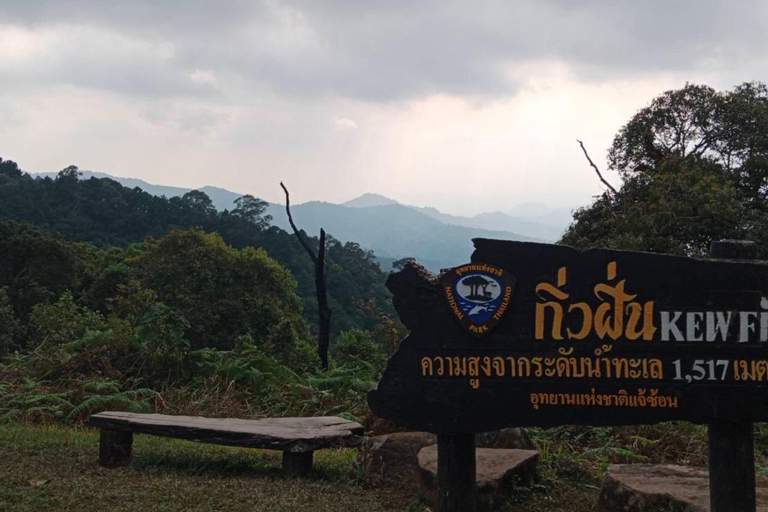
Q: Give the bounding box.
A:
[99,429,133,468]
[282,451,313,476]
[437,433,476,512]
[709,239,757,512]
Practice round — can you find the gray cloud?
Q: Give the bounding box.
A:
[2,1,766,101]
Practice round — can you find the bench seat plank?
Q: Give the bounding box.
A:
[89,412,364,453]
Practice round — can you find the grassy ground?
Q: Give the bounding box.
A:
[0,423,425,512]
[3,421,764,512]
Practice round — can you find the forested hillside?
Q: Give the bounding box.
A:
[0,158,393,337]
[0,156,404,426]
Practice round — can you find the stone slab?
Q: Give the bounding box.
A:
[598,464,768,512]
[418,446,539,511]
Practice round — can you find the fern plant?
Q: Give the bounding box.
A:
[0,378,75,423]
[66,387,157,422]
[63,379,157,422]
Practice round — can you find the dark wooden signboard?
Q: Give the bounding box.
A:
[368,239,768,434]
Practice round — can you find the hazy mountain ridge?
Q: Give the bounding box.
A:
[31,171,570,271]
[342,194,571,242]
[265,201,540,270]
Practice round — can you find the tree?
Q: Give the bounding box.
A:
[0,159,395,339]
[607,82,768,198]
[0,288,21,357]
[0,221,84,319]
[462,275,490,299]
[232,194,272,229]
[180,190,216,216]
[57,165,81,182]
[563,82,768,256]
[0,158,22,179]
[129,228,307,351]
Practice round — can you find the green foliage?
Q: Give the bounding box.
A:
[29,291,106,349]
[263,322,321,374]
[0,376,156,423]
[563,82,768,255]
[334,329,387,371]
[0,377,73,423]
[232,194,272,229]
[0,288,21,357]
[65,386,156,422]
[0,162,395,336]
[129,228,307,351]
[563,155,749,256]
[0,161,400,428]
[0,220,83,319]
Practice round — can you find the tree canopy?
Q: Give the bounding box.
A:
[0,161,394,336]
[562,82,768,257]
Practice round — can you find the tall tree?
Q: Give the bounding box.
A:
[563,82,768,256]
[232,194,272,229]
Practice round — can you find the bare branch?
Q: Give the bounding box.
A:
[577,139,618,195]
[280,181,317,265]
[279,181,331,370]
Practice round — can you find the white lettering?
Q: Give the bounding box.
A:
[661,311,684,341]
[762,312,768,342]
[706,311,732,342]
[687,312,703,341]
[740,311,758,342]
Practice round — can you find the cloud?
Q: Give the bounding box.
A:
[333,117,358,131]
[1,1,766,101]
[2,0,767,218]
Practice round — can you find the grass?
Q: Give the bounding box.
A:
[0,423,426,512]
[3,420,765,512]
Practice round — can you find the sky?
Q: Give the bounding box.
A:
[1,1,767,216]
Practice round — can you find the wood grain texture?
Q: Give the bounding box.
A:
[89,413,364,452]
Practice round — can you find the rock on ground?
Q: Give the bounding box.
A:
[417,446,539,511]
[359,428,532,490]
[359,431,436,490]
[476,428,535,451]
[598,464,768,512]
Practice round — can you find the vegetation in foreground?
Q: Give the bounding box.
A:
[0,423,423,512]
[6,421,768,512]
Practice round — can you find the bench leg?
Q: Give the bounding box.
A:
[99,429,133,468]
[282,451,313,476]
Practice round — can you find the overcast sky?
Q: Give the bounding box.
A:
[1,1,766,216]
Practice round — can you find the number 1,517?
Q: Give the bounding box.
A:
[672,359,729,382]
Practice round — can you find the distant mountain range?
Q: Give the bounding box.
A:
[346,193,571,243]
[31,171,574,271]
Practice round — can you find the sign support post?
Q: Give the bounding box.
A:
[708,240,757,512]
[437,433,476,512]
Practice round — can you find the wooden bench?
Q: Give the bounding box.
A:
[88,412,364,476]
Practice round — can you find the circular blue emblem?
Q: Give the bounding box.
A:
[453,272,504,325]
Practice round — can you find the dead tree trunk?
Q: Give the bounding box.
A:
[280,182,332,370]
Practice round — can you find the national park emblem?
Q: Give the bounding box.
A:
[441,263,516,337]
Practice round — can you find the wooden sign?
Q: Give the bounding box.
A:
[368,239,768,433]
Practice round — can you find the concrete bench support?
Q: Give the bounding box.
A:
[99,429,133,468]
[282,451,314,476]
